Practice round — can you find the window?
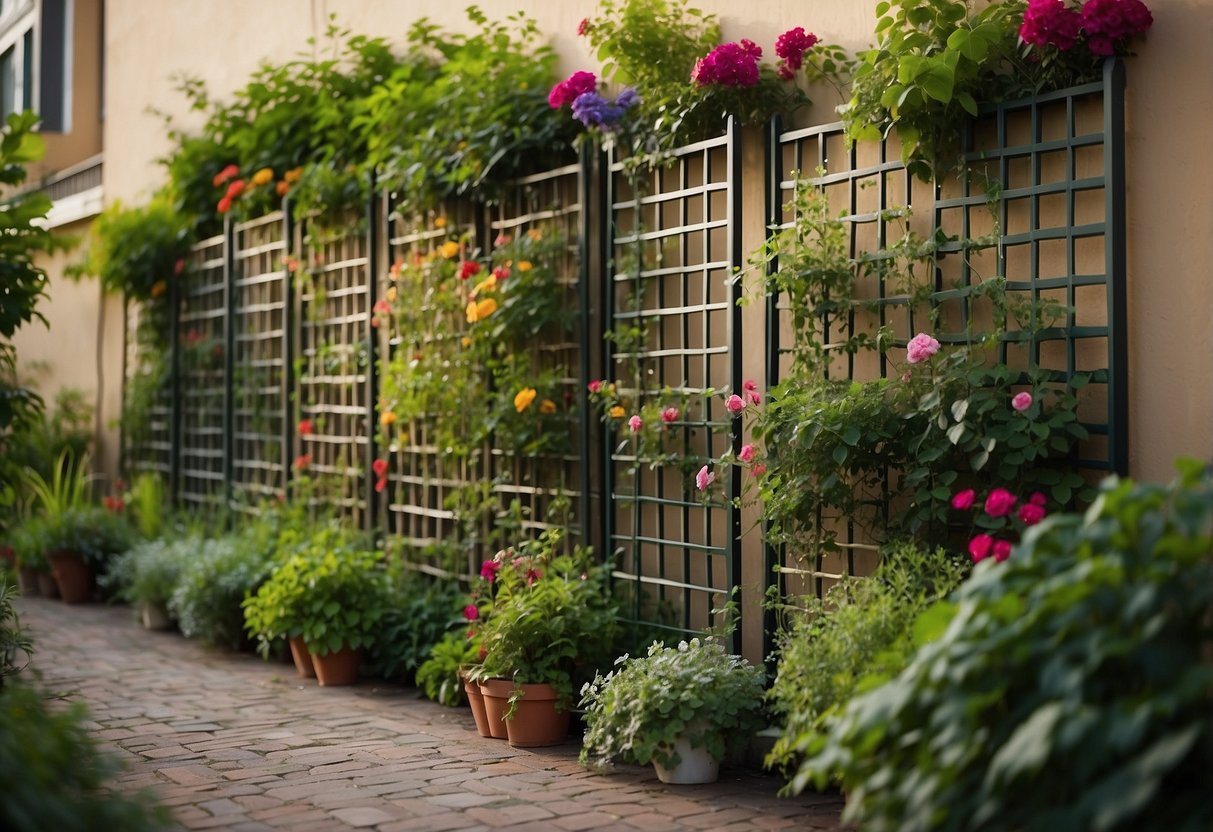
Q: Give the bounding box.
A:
[0,0,69,131]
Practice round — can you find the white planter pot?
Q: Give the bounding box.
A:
[652,734,720,785]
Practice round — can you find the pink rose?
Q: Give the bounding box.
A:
[1018,503,1046,526]
[905,332,941,364]
[1012,391,1033,412]
[463,604,479,622]
[993,540,1013,562]
[628,415,642,432]
[743,379,762,405]
[661,407,679,423]
[480,560,500,582]
[372,458,388,477]
[951,489,976,511]
[969,534,994,562]
[696,465,715,491]
[984,488,1018,518]
[1029,491,1048,506]
[738,444,755,463]
[751,463,767,478]
[725,394,745,414]
[587,380,602,394]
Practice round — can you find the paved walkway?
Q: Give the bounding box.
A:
[15,597,844,831]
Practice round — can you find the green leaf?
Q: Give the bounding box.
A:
[956,91,978,117]
[832,444,849,465]
[947,422,968,445]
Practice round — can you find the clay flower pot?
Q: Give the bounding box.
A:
[46,551,91,604]
[16,567,41,596]
[288,636,316,678]
[480,679,569,747]
[309,645,361,686]
[477,679,511,740]
[463,675,492,737]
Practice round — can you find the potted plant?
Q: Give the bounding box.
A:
[468,529,618,747]
[243,539,387,686]
[579,637,766,784]
[13,507,133,604]
[101,539,188,629]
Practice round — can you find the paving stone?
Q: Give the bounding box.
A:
[330,806,400,827]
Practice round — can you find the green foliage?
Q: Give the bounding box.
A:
[470,529,618,711]
[243,540,388,658]
[416,630,480,707]
[842,0,1109,180]
[20,449,93,520]
[359,8,576,208]
[169,535,274,650]
[0,682,171,832]
[800,461,1213,831]
[0,577,32,688]
[367,575,464,684]
[14,507,134,573]
[126,474,167,541]
[99,538,188,608]
[766,541,967,781]
[579,637,766,770]
[0,111,62,435]
[74,197,191,302]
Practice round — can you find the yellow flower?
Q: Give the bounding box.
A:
[466,297,498,323]
[539,399,557,414]
[516,260,533,272]
[440,241,460,259]
[284,167,304,183]
[385,286,398,302]
[527,229,543,241]
[470,274,497,297]
[608,405,625,419]
[380,411,397,427]
[461,336,472,348]
[252,167,274,186]
[434,217,447,229]
[514,388,537,413]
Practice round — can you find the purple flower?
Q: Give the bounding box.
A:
[572,91,625,130]
[905,332,941,364]
[615,87,640,110]
[691,40,762,87]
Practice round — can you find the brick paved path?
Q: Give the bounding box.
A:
[15,597,843,831]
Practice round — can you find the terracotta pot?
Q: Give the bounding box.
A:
[16,566,41,596]
[481,680,570,747]
[288,636,316,678]
[140,600,173,630]
[37,572,60,598]
[464,679,492,737]
[47,551,91,603]
[477,679,511,740]
[309,645,361,686]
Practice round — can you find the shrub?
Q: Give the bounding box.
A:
[100,538,189,609]
[169,536,274,650]
[416,630,480,707]
[800,460,1213,831]
[0,577,32,688]
[366,575,463,684]
[766,541,967,781]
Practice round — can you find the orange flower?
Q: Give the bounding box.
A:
[217,196,233,214]
[466,297,498,323]
[252,167,274,186]
[516,260,533,272]
[284,167,304,184]
[461,336,473,347]
[527,229,543,241]
[385,286,398,302]
[212,164,239,187]
[275,180,290,196]
[539,399,557,414]
[434,217,447,229]
[439,241,461,259]
[514,388,537,412]
[608,405,625,419]
[380,411,397,427]
[470,274,497,298]
[149,280,167,299]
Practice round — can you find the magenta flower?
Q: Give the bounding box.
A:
[1020,0,1082,50]
[691,40,762,87]
[993,540,1013,562]
[548,70,597,109]
[969,534,994,562]
[738,444,755,463]
[587,379,603,394]
[1012,391,1034,412]
[526,568,543,587]
[951,489,976,511]
[696,465,715,491]
[1029,491,1048,506]
[752,463,767,478]
[775,26,819,79]
[1081,0,1153,56]
[628,415,643,432]
[743,378,762,405]
[905,332,941,364]
[576,17,589,36]
[725,394,745,414]
[984,488,1018,518]
[463,604,479,622]
[372,458,388,478]
[1018,502,1047,526]
[661,407,679,423]
[480,560,500,582]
